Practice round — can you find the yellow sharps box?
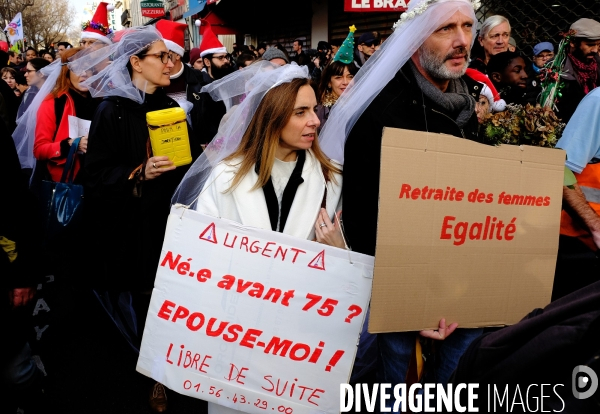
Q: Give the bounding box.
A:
[147,107,192,167]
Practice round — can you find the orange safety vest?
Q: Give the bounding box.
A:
[560,161,600,251]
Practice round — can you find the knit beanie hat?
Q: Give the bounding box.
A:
[333,25,356,65]
[262,48,289,64]
[190,47,201,65]
[465,68,506,112]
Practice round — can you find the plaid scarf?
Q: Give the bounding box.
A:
[568,52,598,95]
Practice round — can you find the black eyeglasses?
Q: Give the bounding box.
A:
[24,69,37,73]
[141,51,172,64]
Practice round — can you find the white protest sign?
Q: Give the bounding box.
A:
[137,206,374,414]
[68,115,91,138]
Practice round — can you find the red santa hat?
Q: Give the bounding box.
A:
[156,19,186,57]
[199,21,226,58]
[465,68,506,112]
[81,2,114,45]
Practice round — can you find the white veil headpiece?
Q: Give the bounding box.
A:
[75,25,164,104]
[172,61,309,206]
[318,0,478,164]
[11,42,109,170]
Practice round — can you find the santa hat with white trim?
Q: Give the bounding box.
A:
[465,68,506,113]
[156,19,186,57]
[81,2,114,45]
[199,21,226,58]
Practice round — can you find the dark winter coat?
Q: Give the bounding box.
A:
[342,63,482,256]
[197,70,227,145]
[1,121,43,363]
[84,90,200,291]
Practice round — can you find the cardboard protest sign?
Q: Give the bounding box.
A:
[369,128,565,333]
[137,207,374,414]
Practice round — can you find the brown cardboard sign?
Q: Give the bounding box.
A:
[368,128,566,333]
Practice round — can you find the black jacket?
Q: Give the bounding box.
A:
[197,70,227,145]
[84,90,201,291]
[181,64,208,141]
[451,281,600,412]
[556,54,600,123]
[342,63,481,256]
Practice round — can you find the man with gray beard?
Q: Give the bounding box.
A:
[340,5,484,403]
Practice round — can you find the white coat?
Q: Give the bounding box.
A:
[195,150,342,239]
[198,150,342,414]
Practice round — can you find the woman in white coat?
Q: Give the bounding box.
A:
[174,61,347,414]
[196,76,345,245]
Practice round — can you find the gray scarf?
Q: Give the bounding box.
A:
[409,61,476,128]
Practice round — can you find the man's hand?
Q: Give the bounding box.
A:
[420,318,458,341]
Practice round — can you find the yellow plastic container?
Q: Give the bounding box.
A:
[147,107,192,167]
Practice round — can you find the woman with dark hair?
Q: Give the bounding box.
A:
[315,28,358,132]
[1,67,19,94]
[17,57,51,119]
[316,61,357,131]
[80,26,201,412]
[42,50,55,63]
[32,47,98,183]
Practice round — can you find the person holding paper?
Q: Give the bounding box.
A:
[78,26,201,413]
[32,47,98,183]
[172,61,347,414]
[317,0,484,408]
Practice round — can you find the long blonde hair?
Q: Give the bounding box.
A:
[224,77,340,190]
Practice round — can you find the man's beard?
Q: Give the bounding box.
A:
[211,63,233,80]
[419,45,469,80]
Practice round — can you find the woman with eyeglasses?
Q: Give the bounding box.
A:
[17,58,51,120]
[80,26,201,412]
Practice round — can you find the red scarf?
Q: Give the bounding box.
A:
[568,52,598,95]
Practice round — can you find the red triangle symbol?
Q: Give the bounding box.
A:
[308,250,326,271]
[199,222,218,244]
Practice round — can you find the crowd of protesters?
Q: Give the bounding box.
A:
[2,0,600,413]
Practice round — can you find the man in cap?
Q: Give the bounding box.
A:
[156,19,206,149]
[508,36,517,52]
[321,0,483,405]
[354,31,378,67]
[526,41,554,98]
[556,18,600,123]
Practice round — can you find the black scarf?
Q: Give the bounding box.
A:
[256,151,306,232]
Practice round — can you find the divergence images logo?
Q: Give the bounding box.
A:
[572,365,598,400]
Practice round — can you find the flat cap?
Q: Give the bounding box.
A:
[570,18,600,40]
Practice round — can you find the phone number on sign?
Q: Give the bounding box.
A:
[182,381,294,414]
